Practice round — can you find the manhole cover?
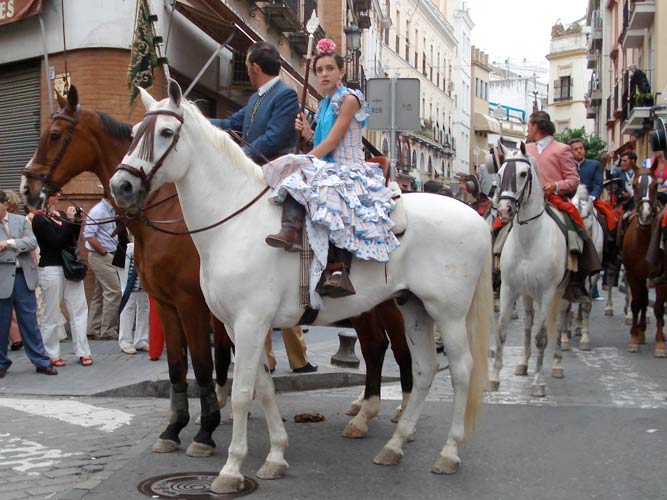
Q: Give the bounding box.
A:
[138,472,258,499]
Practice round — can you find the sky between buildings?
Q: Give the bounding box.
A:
[466,0,587,66]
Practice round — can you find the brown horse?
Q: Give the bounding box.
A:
[621,169,665,356]
[21,87,412,440]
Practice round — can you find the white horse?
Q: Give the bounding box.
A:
[489,146,566,398]
[563,184,604,351]
[109,81,492,493]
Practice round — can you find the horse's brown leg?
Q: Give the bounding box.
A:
[344,310,388,438]
[182,302,220,457]
[654,286,666,357]
[639,282,648,345]
[382,301,412,424]
[153,302,190,453]
[627,276,643,353]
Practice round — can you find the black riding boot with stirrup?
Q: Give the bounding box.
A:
[317,245,356,298]
[265,195,304,252]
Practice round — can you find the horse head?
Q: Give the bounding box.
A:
[111,80,188,211]
[633,168,658,226]
[496,142,537,223]
[21,85,133,209]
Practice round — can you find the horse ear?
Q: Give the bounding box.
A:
[139,87,157,111]
[520,141,527,156]
[168,79,182,108]
[66,85,79,111]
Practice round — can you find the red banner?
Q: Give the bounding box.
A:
[0,0,43,26]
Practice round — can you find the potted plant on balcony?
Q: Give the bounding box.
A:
[634,91,653,107]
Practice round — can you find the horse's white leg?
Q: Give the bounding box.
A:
[211,319,269,494]
[490,286,519,390]
[254,357,289,480]
[515,296,533,376]
[579,301,592,351]
[346,389,365,416]
[575,303,583,335]
[430,316,472,474]
[624,275,633,325]
[552,302,566,379]
[605,269,615,316]
[531,294,556,397]
[560,301,572,352]
[374,298,437,467]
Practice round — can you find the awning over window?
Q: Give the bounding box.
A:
[0,0,43,26]
[473,112,502,134]
[175,0,255,52]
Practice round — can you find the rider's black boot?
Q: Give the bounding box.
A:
[317,246,356,298]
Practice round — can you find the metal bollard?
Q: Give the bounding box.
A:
[330,330,360,368]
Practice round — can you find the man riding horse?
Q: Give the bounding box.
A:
[525,111,602,303]
[569,138,618,265]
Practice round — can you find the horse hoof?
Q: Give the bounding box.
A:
[579,341,592,352]
[561,340,571,351]
[431,455,460,475]
[604,308,613,316]
[531,384,546,398]
[552,367,564,379]
[373,447,403,466]
[210,473,245,494]
[390,409,403,424]
[186,441,215,458]
[342,421,367,439]
[487,379,500,392]
[195,415,201,425]
[152,438,179,453]
[346,403,361,416]
[514,364,528,376]
[627,343,640,353]
[406,431,416,443]
[256,460,289,480]
[654,349,666,358]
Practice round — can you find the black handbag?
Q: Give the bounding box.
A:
[61,246,87,282]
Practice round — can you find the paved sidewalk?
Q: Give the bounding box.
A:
[0,326,414,398]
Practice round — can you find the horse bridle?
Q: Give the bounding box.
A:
[117,109,184,196]
[635,173,658,227]
[116,108,269,236]
[498,158,543,225]
[21,112,80,195]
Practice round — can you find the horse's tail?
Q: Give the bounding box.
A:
[464,249,493,439]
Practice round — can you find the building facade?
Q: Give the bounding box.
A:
[449,0,473,175]
[470,45,499,171]
[586,0,664,163]
[380,0,457,191]
[546,20,594,135]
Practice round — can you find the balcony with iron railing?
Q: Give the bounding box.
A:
[587,76,602,106]
[621,0,650,49]
[289,0,325,55]
[622,68,654,135]
[627,0,655,31]
[552,78,573,103]
[587,10,603,51]
[255,0,301,33]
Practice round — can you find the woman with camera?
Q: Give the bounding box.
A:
[32,194,92,367]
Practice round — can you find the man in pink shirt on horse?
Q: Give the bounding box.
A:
[525,111,602,303]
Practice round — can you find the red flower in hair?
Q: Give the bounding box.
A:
[316,38,336,55]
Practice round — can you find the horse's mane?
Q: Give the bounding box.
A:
[97,112,133,141]
[183,101,265,183]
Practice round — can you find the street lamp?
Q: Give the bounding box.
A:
[344,21,362,88]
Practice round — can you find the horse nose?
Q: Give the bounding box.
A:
[118,180,134,196]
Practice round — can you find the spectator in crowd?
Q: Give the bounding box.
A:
[84,194,121,340]
[117,242,149,355]
[32,193,92,367]
[5,190,23,351]
[0,190,56,377]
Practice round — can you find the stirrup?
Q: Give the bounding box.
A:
[316,270,356,298]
